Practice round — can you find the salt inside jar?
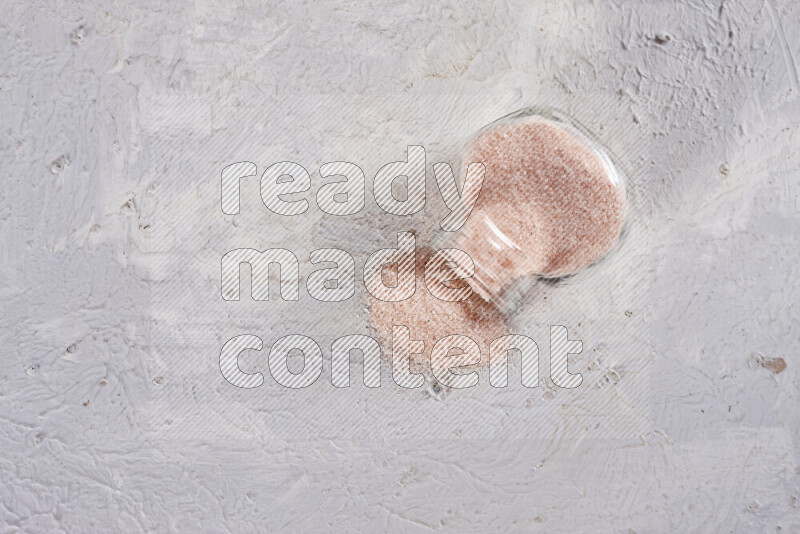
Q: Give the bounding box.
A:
[434,106,628,313]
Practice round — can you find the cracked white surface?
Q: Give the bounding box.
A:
[2,0,800,532]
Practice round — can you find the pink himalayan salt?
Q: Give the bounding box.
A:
[369,249,509,371]
[452,115,626,301]
[369,114,625,368]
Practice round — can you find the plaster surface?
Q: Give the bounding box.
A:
[2,1,800,532]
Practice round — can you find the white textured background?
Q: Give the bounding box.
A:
[2,1,800,532]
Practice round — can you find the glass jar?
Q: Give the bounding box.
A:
[432,106,630,314]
